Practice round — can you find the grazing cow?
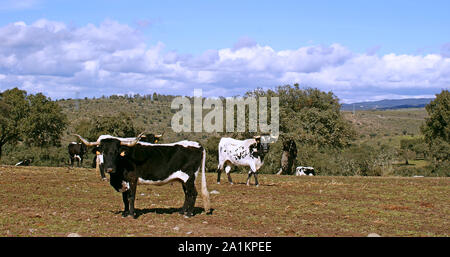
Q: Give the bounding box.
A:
[91,133,163,181]
[216,135,275,187]
[74,133,210,219]
[68,142,87,167]
[295,166,315,176]
[276,139,297,175]
[15,159,32,166]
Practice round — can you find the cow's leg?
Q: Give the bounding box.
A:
[246,172,252,186]
[225,165,233,185]
[246,171,259,186]
[179,183,188,214]
[99,163,106,180]
[127,178,138,219]
[95,155,106,180]
[226,174,233,184]
[216,164,222,184]
[121,191,130,217]
[253,172,259,187]
[247,163,257,186]
[69,156,74,167]
[183,177,197,217]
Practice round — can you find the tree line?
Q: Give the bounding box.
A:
[0,86,448,176]
[0,88,67,161]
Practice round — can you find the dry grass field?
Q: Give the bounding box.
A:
[0,165,448,237]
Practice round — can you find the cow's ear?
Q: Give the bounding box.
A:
[119,146,130,157]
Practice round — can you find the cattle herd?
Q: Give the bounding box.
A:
[67,132,314,218]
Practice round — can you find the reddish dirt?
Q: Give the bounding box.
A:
[0,165,448,237]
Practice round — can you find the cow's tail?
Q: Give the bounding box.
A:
[201,148,211,214]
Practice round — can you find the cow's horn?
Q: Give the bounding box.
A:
[253,135,261,139]
[120,132,145,147]
[155,134,163,138]
[73,134,99,146]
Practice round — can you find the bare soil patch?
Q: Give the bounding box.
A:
[0,165,448,237]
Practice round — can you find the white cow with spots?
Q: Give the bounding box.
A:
[216,136,275,187]
[295,166,315,176]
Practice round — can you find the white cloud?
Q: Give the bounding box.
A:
[0,19,449,102]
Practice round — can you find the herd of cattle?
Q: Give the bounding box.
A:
[65,133,314,218]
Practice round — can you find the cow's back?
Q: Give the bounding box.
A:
[131,142,204,182]
[218,137,258,167]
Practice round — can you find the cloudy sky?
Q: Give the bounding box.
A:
[0,0,449,103]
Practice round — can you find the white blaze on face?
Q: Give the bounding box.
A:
[138,170,190,186]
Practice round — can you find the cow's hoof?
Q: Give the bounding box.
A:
[229,182,234,185]
[255,184,259,188]
[178,209,186,215]
[184,213,193,218]
[122,211,129,217]
[123,212,137,219]
[217,182,220,184]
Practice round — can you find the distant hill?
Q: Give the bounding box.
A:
[341,98,434,111]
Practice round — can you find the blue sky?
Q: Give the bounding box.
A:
[0,0,449,103]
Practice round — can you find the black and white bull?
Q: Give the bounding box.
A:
[216,135,276,187]
[68,142,87,167]
[74,133,210,218]
[91,133,163,181]
[276,139,297,175]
